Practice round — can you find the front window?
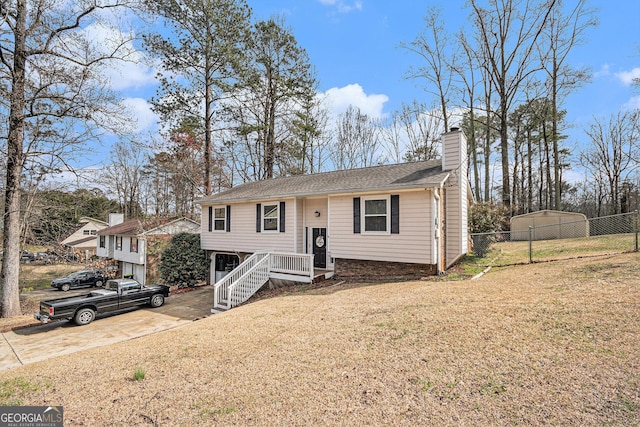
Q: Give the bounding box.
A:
[130,237,138,253]
[363,196,389,233]
[115,236,122,250]
[263,204,279,231]
[214,207,226,231]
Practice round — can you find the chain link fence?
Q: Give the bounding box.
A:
[470,211,639,267]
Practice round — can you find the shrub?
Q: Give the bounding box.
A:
[158,232,207,288]
[469,203,510,233]
[469,203,510,257]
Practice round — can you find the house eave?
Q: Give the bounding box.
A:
[196,179,450,205]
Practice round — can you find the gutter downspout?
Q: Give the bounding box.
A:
[143,237,147,286]
[434,185,442,275]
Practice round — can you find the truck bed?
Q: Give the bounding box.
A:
[40,289,117,306]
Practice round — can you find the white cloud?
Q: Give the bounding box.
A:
[593,64,610,79]
[622,95,640,111]
[318,0,363,14]
[80,22,157,91]
[615,67,640,86]
[107,60,157,91]
[321,83,389,119]
[562,168,587,185]
[120,98,159,132]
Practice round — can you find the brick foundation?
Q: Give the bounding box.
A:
[334,258,437,282]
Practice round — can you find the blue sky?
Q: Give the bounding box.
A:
[248,0,640,122]
[74,0,640,179]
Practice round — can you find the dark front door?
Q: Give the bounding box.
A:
[312,228,327,269]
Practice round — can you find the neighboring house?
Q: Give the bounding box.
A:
[197,128,472,313]
[60,217,109,259]
[96,216,200,285]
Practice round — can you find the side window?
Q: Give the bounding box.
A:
[256,202,285,233]
[354,195,399,235]
[363,196,389,233]
[99,235,106,248]
[130,237,138,253]
[262,204,279,232]
[115,236,122,250]
[213,207,226,231]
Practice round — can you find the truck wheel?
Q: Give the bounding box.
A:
[150,294,165,308]
[95,280,103,287]
[61,284,70,292]
[74,308,95,325]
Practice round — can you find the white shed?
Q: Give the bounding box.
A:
[510,210,589,241]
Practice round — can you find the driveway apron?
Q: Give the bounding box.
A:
[0,286,213,372]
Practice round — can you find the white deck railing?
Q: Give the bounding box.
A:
[213,252,314,312]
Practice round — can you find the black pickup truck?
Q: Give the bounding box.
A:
[35,279,170,325]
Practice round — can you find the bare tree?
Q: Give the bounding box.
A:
[539,0,596,209]
[379,101,442,165]
[331,105,382,170]
[454,32,482,201]
[102,140,148,220]
[581,111,640,215]
[402,6,455,133]
[470,0,556,211]
[1,0,134,317]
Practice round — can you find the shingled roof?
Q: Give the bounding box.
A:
[97,217,199,236]
[198,160,449,203]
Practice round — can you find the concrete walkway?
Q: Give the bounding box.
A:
[0,286,213,372]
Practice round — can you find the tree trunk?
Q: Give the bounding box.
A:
[469,111,481,202]
[551,65,561,210]
[2,0,27,318]
[204,59,212,196]
[527,128,533,213]
[499,101,511,211]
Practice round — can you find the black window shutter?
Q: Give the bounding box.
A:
[353,197,361,234]
[208,206,213,232]
[226,205,231,232]
[279,201,286,233]
[256,203,261,233]
[391,195,400,234]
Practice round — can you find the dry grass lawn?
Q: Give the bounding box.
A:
[1,252,639,426]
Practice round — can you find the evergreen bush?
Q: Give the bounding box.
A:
[158,232,207,288]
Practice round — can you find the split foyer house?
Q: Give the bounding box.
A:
[96,214,200,285]
[59,216,109,259]
[197,128,472,313]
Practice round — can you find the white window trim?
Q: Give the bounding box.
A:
[130,237,139,253]
[361,195,391,235]
[212,206,227,233]
[262,203,280,233]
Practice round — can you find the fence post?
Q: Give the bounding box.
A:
[528,226,533,263]
[635,210,639,252]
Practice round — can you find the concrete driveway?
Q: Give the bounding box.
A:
[0,285,214,372]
